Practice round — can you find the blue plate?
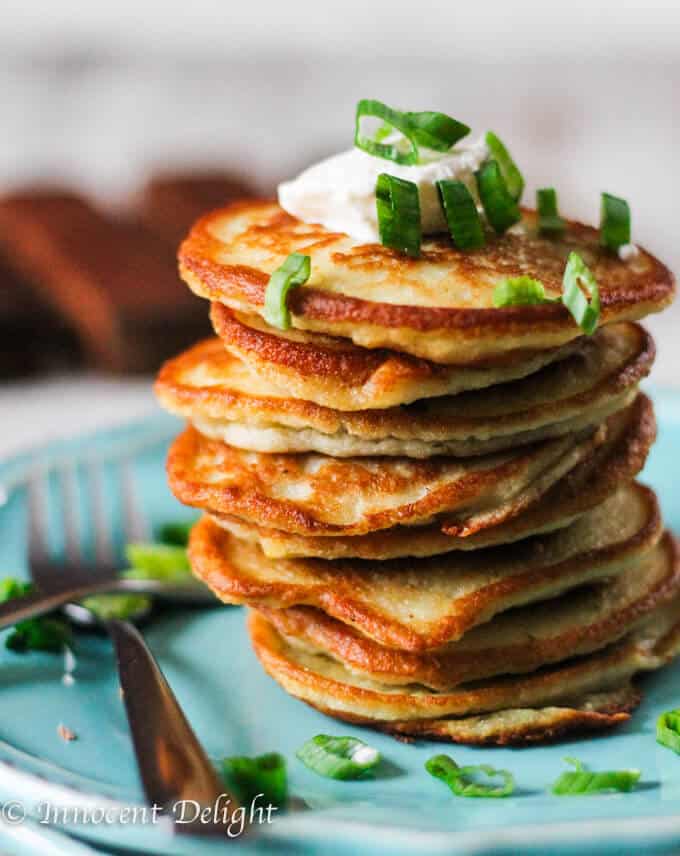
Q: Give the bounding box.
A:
[1,388,680,855]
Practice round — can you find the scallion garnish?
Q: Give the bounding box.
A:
[355,99,469,165]
[551,757,640,796]
[476,160,521,234]
[124,543,191,583]
[296,735,381,780]
[657,709,680,754]
[537,187,565,235]
[562,251,600,335]
[158,520,196,547]
[221,752,288,807]
[376,173,421,257]
[436,180,485,250]
[485,132,524,201]
[600,192,631,252]
[493,276,554,307]
[263,253,311,331]
[0,579,72,654]
[425,754,515,798]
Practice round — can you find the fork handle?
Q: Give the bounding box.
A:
[0,579,137,630]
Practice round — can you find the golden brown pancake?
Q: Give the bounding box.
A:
[168,423,603,538]
[210,393,655,558]
[189,485,662,651]
[180,200,674,364]
[157,322,651,458]
[247,600,680,743]
[210,305,583,411]
[257,532,679,690]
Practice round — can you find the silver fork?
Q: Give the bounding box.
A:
[0,461,213,631]
[5,460,240,836]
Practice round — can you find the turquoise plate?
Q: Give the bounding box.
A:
[2,388,680,856]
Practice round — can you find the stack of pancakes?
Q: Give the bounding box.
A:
[157,200,680,745]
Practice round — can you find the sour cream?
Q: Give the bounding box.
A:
[278,137,489,243]
[618,242,640,262]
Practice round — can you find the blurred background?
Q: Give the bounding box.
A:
[1,0,678,456]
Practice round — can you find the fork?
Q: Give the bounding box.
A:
[2,459,240,835]
[0,460,213,631]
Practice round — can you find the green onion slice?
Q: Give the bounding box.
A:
[296,735,381,780]
[158,520,196,547]
[657,709,680,754]
[124,543,191,583]
[600,192,631,251]
[493,276,555,307]
[79,593,152,622]
[537,187,565,235]
[425,754,515,798]
[221,752,288,807]
[263,253,311,331]
[485,131,524,201]
[376,173,421,257]
[476,160,521,234]
[562,251,601,335]
[551,757,640,796]
[0,578,72,654]
[355,99,469,165]
[436,180,485,250]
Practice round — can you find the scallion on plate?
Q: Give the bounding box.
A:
[551,757,640,795]
[221,752,288,807]
[425,754,515,798]
[296,735,381,780]
[657,709,680,754]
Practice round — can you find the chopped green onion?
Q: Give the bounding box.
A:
[158,520,196,546]
[355,99,469,165]
[551,757,640,795]
[537,188,565,235]
[0,578,72,654]
[600,192,631,251]
[562,251,601,335]
[124,543,191,583]
[657,709,680,754]
[296,735,381,780]
[476,160,521,234]
[493,276,554,307]
[436,180,485,250]
[376,173,421,257]
[425,754,515,798]
[263,253,311,331]
[221,752,287,807]
[485,132,524,201]
[79,593,152,622]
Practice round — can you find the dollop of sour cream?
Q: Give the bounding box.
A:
[278,137,489,244]
[618,242,640,262]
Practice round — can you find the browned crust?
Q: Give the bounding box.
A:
[155,323,653,447]
[255,532,680,689]
[179,201,675,336]
[209,393,656,558]
[306,694,638,747]
[167,423,601,537]
[189,484,662,651]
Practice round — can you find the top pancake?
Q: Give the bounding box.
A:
[180,200,675,364]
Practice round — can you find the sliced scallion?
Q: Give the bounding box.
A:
[221,752,288,807]
[551,757,640,795]
[158,520,196,547]
[657,709,680,754]
[263,253,311,331]
[493,276,554,307]
[425,754,515,798]
[124,543,191,583]
[436,180,485,250]
[476,160,521,234]
[376,173,421,257]
[355,99,469,165]
[562,251,600,335]
[537,188,565,235]
[296,735,381,780]
[0,578,72,654]
[600,192,631,251]
[485,131,524,201]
